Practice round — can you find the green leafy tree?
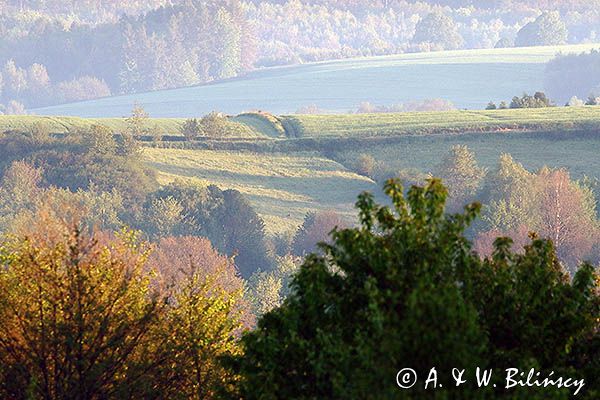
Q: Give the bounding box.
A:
[226,180,599,399]
[509,92,553,108]
[433,145,486,212]
[147,183,273,277]
[180,118,202,140]
[213,9,242,80]
[480,153,536,231]
[412,12,464,50]
[515,12,568,47]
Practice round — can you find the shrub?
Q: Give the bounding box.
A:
[180,118,202,140]
[355,153,376,177]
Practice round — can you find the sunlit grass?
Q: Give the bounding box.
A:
[284,107,600,138]
[143,148,376,234]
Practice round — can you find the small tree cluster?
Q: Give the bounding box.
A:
[477,154,600,273]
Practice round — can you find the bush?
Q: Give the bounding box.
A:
[180,118,202,140]
[354,153,376,177]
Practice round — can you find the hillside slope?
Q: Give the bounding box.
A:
[32,44,600,118]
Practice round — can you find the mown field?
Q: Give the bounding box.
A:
[0,115,269,139]
[0,115,185,135]
[281,107,600,138]
[32,44,600,118]
[334,130,600,181]
[143,148,376,233]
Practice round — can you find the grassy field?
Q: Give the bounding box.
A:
[0,115,185,135]
[334,131,600,182]
[282,107,600,138]
[0,114,269,138]
[32,44,600,118]
[143,148,377,234]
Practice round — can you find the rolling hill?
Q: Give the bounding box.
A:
[32,44,600,118]
[5,106,600,234]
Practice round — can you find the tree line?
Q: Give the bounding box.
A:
[0,1,595,113]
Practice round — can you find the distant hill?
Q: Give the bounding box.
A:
[32,44,600,118]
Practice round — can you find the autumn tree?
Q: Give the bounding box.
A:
[0,160,44,232]
[478,155,600,273]
[292,210,348,256]
[148,235,251,326]
[0,209,250,399]
[146,236,249,399]
[84,124,118,155]
[0,213,163,399]
[536,167,598,268]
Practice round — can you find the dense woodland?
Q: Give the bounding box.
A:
[1,0,599,112]
[0,137,597,396]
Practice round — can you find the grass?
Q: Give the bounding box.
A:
[31,44,600,118]
[0,115,266,139]
[143,148,377,234]
[232,113,286,138]
[334,130,600,183]
[0,115,185,135]
[282,107,600,138]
